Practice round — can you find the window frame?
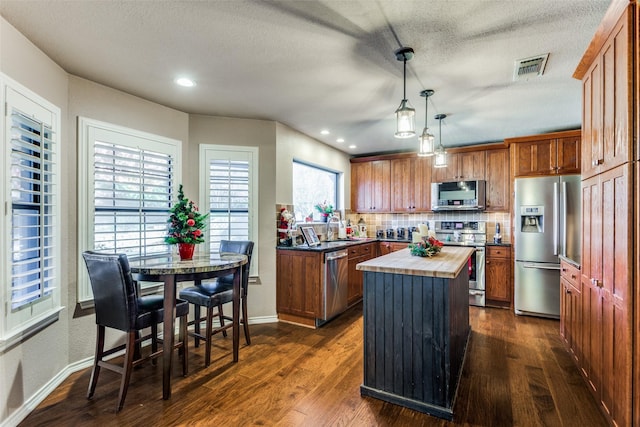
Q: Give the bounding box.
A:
[199,144,259,277]
[292,159,340,222]
[0,73,62,348]
[77,117,182,305]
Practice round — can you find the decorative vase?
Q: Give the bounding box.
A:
[177,243,196,260]
[320,213,329,222]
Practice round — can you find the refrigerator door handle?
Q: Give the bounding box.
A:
[523,262,561,270]
[562,181,567,257]
[553,182,559,256]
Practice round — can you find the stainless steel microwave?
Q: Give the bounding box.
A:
[431,180,486,211]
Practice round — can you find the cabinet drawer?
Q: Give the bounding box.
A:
[348,242,375,258]
[487,246,510,259]
[560,260,580,288]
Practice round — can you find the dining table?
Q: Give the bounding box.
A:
[129,252,248,400]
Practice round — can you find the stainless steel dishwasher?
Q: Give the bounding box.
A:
[321,249,349,323]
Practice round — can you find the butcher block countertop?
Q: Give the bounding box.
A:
[356,246,475,279]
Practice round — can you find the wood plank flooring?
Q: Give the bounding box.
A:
[20,305,608,426]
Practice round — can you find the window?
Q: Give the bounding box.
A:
[1,76,62,344]
[200,145,258,276]
[292,160,338,221]
[78,118,182,304]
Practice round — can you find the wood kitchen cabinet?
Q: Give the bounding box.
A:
[351,160,391,213]
[346,242,377,306]
[579,9,631,180]
[276,249,322,327]
[560,259,581,364]
[509,130,581,177]
[378,241,409,256]
[390,156,431,212]
[485,245,511,307]
[484,148,510,212]
[580,163,632,427]
[432,151,485,182]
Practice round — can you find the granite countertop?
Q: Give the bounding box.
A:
[486,241,511,247]
[559,255,581,269]
[276,238,378,252]
[356,246,475,279]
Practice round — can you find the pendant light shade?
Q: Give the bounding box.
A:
[394,47,415,139]
[433,113,448,168]
[417,89,435,157]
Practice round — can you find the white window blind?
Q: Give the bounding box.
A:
[10,110,57,309]
[200,145,258,277]
[93,141,173,257]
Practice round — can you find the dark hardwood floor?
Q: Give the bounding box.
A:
[20,305,607,426]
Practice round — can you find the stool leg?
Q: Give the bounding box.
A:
[242,296,251,345]
[194,304,201,348]
[180,314,188,376]
[116,332,136,412]
[87,325,105,399]
[218,304,227,338]
[205,305,213,367]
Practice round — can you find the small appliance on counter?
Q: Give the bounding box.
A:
[493,223,502,244]
[396,227,406,240]
[407,226,417,240]
[357,218,367,237]
[376,229,384,239]
[386,228,395,239]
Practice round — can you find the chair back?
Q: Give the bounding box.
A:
[220,240,254,295]
[82,251,138,332]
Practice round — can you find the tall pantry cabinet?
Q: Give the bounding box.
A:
[573,1,637,426]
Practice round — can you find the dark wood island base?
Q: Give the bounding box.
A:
[357,247,474,420]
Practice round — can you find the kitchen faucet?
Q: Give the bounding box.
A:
[326,215,339,241]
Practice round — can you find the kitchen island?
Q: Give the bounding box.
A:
[356,246,474,420]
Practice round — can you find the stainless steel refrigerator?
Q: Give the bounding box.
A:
[514,175,581,318]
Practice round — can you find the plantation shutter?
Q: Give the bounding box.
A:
[93,141,174,257]
[10,110,57,309]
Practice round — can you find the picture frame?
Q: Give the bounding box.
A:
[300,225,321,247]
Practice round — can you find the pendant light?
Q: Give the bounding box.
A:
[394,47,415,138]
[433,113,448,168]
[417,89,435,156]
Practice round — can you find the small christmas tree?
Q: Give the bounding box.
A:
[165,184,208,244]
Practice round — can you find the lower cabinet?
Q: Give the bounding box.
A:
[560,260,581,364]
[378,241,409,255]
[485,245,511,307]
[346,242,377,306]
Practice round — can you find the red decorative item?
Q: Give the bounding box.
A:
[178,243,195,260]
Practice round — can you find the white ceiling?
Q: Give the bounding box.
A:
[0,0,610,156]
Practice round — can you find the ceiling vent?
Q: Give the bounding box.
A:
[513,53,549,81]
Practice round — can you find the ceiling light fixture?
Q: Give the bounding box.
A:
[417,89,435,157]
[336,138,345,143]
[321,130,330,135]
[433,114,448,168]
[175,77,195,87]
[394,47,415,139]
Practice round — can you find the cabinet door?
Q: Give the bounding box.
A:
[485,246,511,304]
[276,250,322,318]
[458,151,485,180]
[556,135,581,175]
[432,153,458,182]
[485,148,510,212]
[370,160,390,212]
[390,158,413,212]
[351,162,372,212]
[581,57,602,179]
[512,139,555,177]
[414,156,432,211]
[347,255,363,306]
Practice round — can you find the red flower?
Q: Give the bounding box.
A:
[187,219,195,226]
[193,229,202,237]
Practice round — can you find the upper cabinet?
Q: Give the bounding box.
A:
[579,10,632,180]
[390,156,432,212]
[508,130,581,177]
[484,148,510,212]
[432,151,485,182]
[350,160,390,213]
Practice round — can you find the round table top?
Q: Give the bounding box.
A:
[128,252,247,275]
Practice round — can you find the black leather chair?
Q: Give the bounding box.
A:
[179,240,254,366]
[82,251,189,412]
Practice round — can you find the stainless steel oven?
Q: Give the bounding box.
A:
[433,221,486,307]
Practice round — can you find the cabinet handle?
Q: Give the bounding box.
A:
[565,287,571,294]
[571,274,576,280]
[561,267,567,272]
[592,159,603,166]
[591,278,602,287]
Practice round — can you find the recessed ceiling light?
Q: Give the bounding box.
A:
[175,77,195,87]
[336,138,345,143]
[320,130,330,135]
[348,145,356,149]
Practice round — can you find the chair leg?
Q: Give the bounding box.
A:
[180,314,188,376]
[116,331,136,413]
[133,330,142,361]
[218,304,228,338]
[87,325,105,399]
[242,296,251,345]
[205,305,214,367]
[151,323,158,365]
[194,304,201,348]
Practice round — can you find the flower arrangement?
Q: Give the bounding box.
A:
[165,184,208,244]
[315,201,335,215]
[409,236,444,257]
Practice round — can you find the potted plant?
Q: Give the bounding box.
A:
[314,201,334,222]
[165,184,208,260]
